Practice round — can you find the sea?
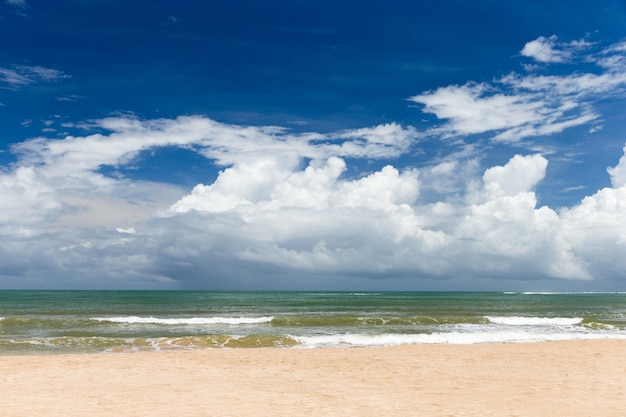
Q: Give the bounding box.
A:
[1,291,625,355]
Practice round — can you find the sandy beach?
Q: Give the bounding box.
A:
[2,340,625,417]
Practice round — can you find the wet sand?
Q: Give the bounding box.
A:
[2,340,625,416]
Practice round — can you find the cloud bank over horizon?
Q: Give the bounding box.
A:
[1,34,626,290]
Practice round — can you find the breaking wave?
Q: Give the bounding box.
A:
[91,316,275,325]
[485,316,583,326]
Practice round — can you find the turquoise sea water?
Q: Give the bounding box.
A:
[1,291,625,355]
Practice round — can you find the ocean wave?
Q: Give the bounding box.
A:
[521,292,626,295]
[271,315,487,327]
[3,330,626,354]
[91,316,275,325]
[291,331,626,347]
[522,292,565,295]
[486,316,583,326]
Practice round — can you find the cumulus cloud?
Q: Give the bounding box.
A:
[1,116,418,237]
[170,156,419,214]
[481,154,547,199]
[2,37,626,290]
[157,149,626,287]
[0,166,61,234]
[165,150,586,286]
[2,111,625,289]
[607,144,626,188]
[558,184,626,280]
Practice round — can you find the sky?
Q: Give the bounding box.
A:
[1,0,626,290]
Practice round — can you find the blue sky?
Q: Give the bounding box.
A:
[2,0,626,290]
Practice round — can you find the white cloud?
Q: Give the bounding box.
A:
[3,38,626,289]
[4,0,29,8]
[409,79,601,142]
[5,0,27,5]
[1,116,420,244]
[170,156,419,214]
[0,166,61,234]
[0,65,69,90]
[0,116,442,286]
[1,113,626,289]
[520,35,591,63]
[18,65,70,81]
[409,38,626,143]
[607,144,626,188]
[160,151,609,285]
[56,95,84,102]
[521,35,570,63]
[409,83,545,137]
[504,72,626,97]
[0,68,32,89]
[481,154,547,198]
[559,185,626,279]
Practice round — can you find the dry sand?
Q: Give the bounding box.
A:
[2,340,625,417]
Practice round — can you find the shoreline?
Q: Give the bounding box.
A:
[1,336,626,357]
[3,340,626,416]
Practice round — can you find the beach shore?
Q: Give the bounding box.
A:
[3,340,625,416]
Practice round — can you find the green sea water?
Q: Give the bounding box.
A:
[1,291,625,355]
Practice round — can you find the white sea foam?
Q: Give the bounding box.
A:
[292,331,626,348]
[523,291,626,295]
[486,316,583,326]
[92,316,275,325]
